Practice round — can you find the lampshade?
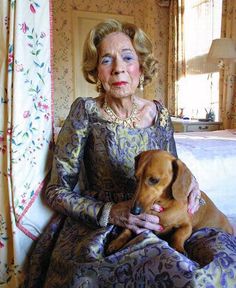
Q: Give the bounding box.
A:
[207,38,236,63]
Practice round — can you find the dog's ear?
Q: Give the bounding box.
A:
[172,159,192,201]
[134,153,141,171]
[134,151,152,173]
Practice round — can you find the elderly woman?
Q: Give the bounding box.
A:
[28,19,236,287]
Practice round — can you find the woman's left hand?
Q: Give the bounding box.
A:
[187,174,202,215]
[108,200,163,234]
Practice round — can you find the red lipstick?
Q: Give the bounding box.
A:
[112,81,127,86]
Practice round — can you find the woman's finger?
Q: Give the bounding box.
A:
[130,213,163,233]
[151,203,164,212]
[188,189,201,214]
[128,221,163,234]
[138,213,160,224]
[187,175,201,214]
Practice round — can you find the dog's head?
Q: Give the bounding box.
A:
[131,149,192,215]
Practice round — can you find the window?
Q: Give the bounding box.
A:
[178,0,222,120]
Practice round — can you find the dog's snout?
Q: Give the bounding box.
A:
[131,204,142,215]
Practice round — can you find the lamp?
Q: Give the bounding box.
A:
[207,38,236,68]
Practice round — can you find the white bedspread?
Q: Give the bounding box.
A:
[174,129,236,226]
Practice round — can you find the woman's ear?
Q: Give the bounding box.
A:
[172,159,192,201]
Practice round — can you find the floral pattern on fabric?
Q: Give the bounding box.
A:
[28,97,236,287]
[0,1,53,286]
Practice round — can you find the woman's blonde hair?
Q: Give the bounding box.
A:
[82,19,157,90]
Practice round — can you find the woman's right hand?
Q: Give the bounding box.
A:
[109,200,163,234]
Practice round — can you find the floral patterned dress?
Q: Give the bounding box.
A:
[28,97,236,288]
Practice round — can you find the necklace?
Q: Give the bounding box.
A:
[103,98,140,128]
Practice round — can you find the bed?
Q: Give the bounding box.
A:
[174,129,236,234]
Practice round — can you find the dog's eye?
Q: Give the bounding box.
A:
[147,177,159,185]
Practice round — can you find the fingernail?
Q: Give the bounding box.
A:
[188,208,193,215]
[159,226,164,232]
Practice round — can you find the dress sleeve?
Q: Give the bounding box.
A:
[155,100,178,158]
[166,115,178,158]
[45,98,104,227]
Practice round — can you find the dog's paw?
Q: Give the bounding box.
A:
[181,250,188,257]
[106,240,121,255]
[171,243,186,254]
[174,247,187,256]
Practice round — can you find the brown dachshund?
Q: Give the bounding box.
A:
[107,149,233,254]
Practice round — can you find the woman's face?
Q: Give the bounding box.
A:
[97,32,141,99]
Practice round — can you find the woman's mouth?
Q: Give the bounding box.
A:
[112,81,127,87]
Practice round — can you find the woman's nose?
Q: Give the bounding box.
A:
[112,58,125,75]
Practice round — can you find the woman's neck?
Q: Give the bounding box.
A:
[105,95,136,119]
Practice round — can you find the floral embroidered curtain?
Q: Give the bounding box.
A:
[0,1,54,286]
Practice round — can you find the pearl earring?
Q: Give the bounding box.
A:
[139,75,144,91]
[96,79,102,93]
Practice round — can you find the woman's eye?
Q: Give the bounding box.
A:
[123,54,134,62]
[101,57,112,65]
[147,177,159,186]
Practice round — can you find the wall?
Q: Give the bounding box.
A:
[52,0,169,125]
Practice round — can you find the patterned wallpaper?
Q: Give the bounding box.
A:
[52,0,169,125]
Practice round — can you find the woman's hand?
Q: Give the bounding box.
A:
[109,200,163,234]
[187,174,202,215]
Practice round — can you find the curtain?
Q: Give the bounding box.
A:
[167,0,186,116]
[220,0,236,129]
[0,1,54,287]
